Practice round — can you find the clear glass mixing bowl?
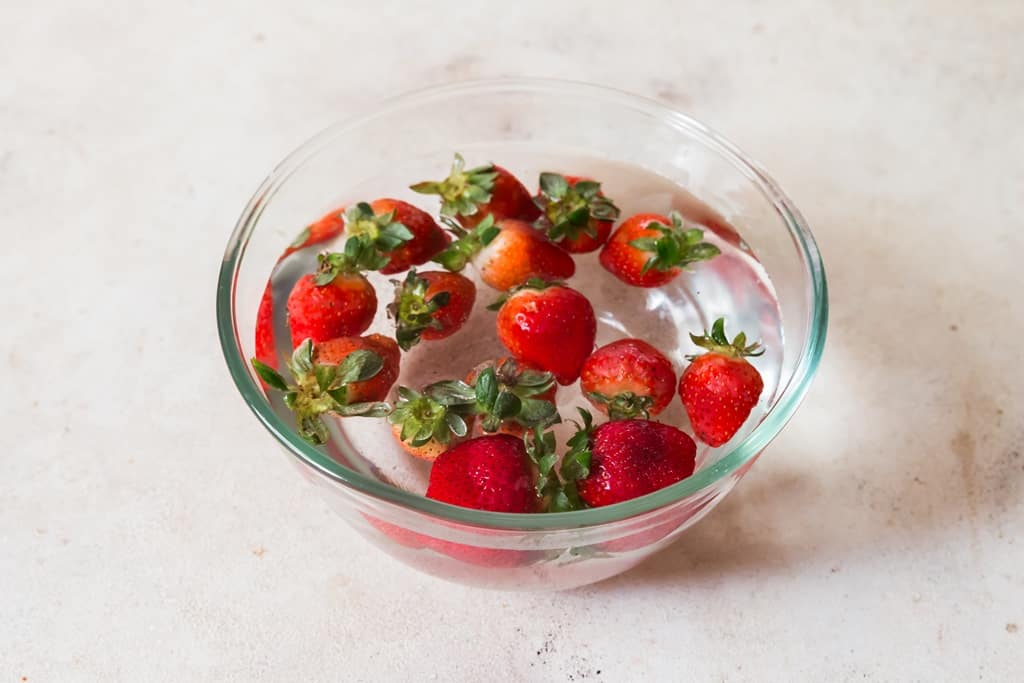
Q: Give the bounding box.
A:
[217,79,827,590]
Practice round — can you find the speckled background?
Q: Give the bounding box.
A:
[2,1,1021,680]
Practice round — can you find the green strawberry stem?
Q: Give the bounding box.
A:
[388,386,470,447]
[534,172,620,242]
[409,153,498,218]
[586,391,655,421]
[250,339,391,445]
[628,211,721,275]
[336,202,414,273]
[387,269,452,351]
[424,363,560,434]
[688,317,764,360]
[432,214,500,272]
[524,407,594,512]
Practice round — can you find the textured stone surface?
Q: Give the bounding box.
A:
[1,1,1021,680]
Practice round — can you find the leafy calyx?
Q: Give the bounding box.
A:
[627,211,721,275]
[409,153,498,218]
[687,317,764,360]
[386,269,451,351]
[432,214,500,272]
[388,386,469,448]
[534,173,620,242]
[250,339,391,445]
[586,391,655,421]
[486,277,564,311]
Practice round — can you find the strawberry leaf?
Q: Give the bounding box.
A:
[688,317,764,359]
[251,359,289,391]
[632,211,720,274]
[410,153,497,218]
[334,349,384,384]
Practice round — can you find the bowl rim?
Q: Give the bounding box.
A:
[217,77,828,531]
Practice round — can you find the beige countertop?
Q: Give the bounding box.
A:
[2,1,1021,680]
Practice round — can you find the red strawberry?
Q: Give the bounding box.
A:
[254,209,351,371]
[411,154,540,228]
[580,339,676,419]
[679,318,765,446]
[250,338,394,444]
[426,434,540,513]
[359,199,449,274]
[284,206,347,258]
[533,173,620,253]
[285,258,377,348]
[600,211,720,288]
[494,281,596,385]
[387,269,476,351]
[434,215,575,291]
[566,413,697,508]
[313,334,400,404]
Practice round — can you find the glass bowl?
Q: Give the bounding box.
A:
[216,78,827,591]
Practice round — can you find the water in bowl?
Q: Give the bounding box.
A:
[263,153,784,495]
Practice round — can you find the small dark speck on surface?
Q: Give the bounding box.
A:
[950,323,958,331]
[1007,623,1018,633]
[254,32,266,42]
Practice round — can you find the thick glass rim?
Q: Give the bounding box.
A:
[216,78,828,531]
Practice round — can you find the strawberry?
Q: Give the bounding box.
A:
[434,215,575,291]
[388,385,471,461]
[411,153,540,228]
[284,206,347,258]
[254,209,351,371]
[426,434,540,513]
[251,338,394,444]
[464,358,559,437]
[313,334,400,404]
[679,318,764,446]
[533,173,620,253]
[337,200,447,276]
[600,211,720,288]
[387,269,476,351]
[493,281,596,385]
[285,250,378,348]
[580,339,676,419]
[557,411,697,508]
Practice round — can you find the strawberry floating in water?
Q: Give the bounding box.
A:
[492,280,596,385]
[426,434,540,513]
[533,173,620,253]
[679,318,764,447]
[553,410,697,509]
[388,385,471,462]
[433,215,575,292]
[411,154,540,228]
[464,358,558,437]
[251,337,396,445]
[387,269,476,351]
[342,200,449,275]
[581,338,676,419]
[285,247,379,348]
[600,211,720,288]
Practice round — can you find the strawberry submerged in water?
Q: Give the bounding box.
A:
[533,173,620,253]
[492,280,596,385]
[679,318,765,447]
[411,153,540,228]
[387,269,476,351]
[426,434,540,513]
[342,200,449,275]
[600,211,720,288]
[433,215,575,292]
[580,339,676,419]
[251,337,396,444]
[555,410,697,509]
